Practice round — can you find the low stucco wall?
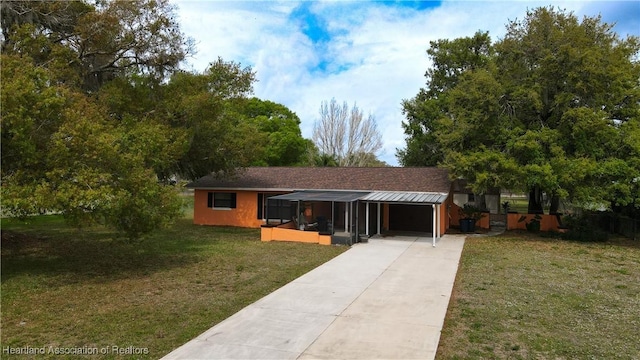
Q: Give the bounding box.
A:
[261,226,332,245]
[507,213,562,232]
[449,202,490,230]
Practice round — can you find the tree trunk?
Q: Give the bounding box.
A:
[528,186,544,214]
[476,193,487,211]
[549,194,560,215]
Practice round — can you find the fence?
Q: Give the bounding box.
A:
[618,216,639,240]
[587,213,639,240]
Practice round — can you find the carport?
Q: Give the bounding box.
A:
[360,191,449,247]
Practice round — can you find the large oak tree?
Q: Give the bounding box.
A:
[1,1,309,238]
[398,7,640,214]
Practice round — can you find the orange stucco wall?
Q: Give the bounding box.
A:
[449,202,461,227]
[193,189,266,227]
[478,214,490,229]
[448,201,490,230]
[440,200,449,236]
[507,213,561,232]
[261,225,332,245]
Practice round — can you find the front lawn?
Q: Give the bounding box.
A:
[437,232,640,359]
[1,215,347,359]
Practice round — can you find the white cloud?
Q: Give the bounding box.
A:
[175,0,639,166]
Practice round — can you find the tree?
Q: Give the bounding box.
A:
[350,152,388,167]
[1,54,182,238]
[1,0,194,92]
[95,57,264,181]
[399,7,640,213]
[159,58,262,180]
[311,152,339,167]
[0,2,262,239]
[313,99,383,167]
[398,31,493,167]
[494,7,640,212]
[231,98,311,166]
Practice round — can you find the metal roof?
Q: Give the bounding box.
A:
[268,191,370,202]
[359,191,449,204]
[268,190,449,204]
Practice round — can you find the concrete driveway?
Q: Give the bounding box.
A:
[162,234,465,360]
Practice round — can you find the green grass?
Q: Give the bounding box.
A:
[1,214,347,359]
[437,232,640,359]
[504,198,529,213]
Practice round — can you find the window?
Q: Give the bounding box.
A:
[208,192,236,209]
[257,193,293,221]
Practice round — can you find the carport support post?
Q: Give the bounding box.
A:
[355,201,359,243]
[377,202,381,235]
[437,203,441,239]
[432,204,436,247]
[331,201,335,235]
[365,202,370,236]
[345,202,349,233]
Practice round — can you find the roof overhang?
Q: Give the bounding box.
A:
[360,191,449,205]
[268,190,449,204]
[188,187,296,192]
[268,191,370,202]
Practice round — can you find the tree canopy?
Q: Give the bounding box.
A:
[398,7,640,213]
[1,0,310,238]
[231,98,313,166]
[2,0,193,92]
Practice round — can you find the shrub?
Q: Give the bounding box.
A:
[561,214,608,242]
[459,203,485,220]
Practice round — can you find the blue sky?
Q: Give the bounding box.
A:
[175,0,640,165]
